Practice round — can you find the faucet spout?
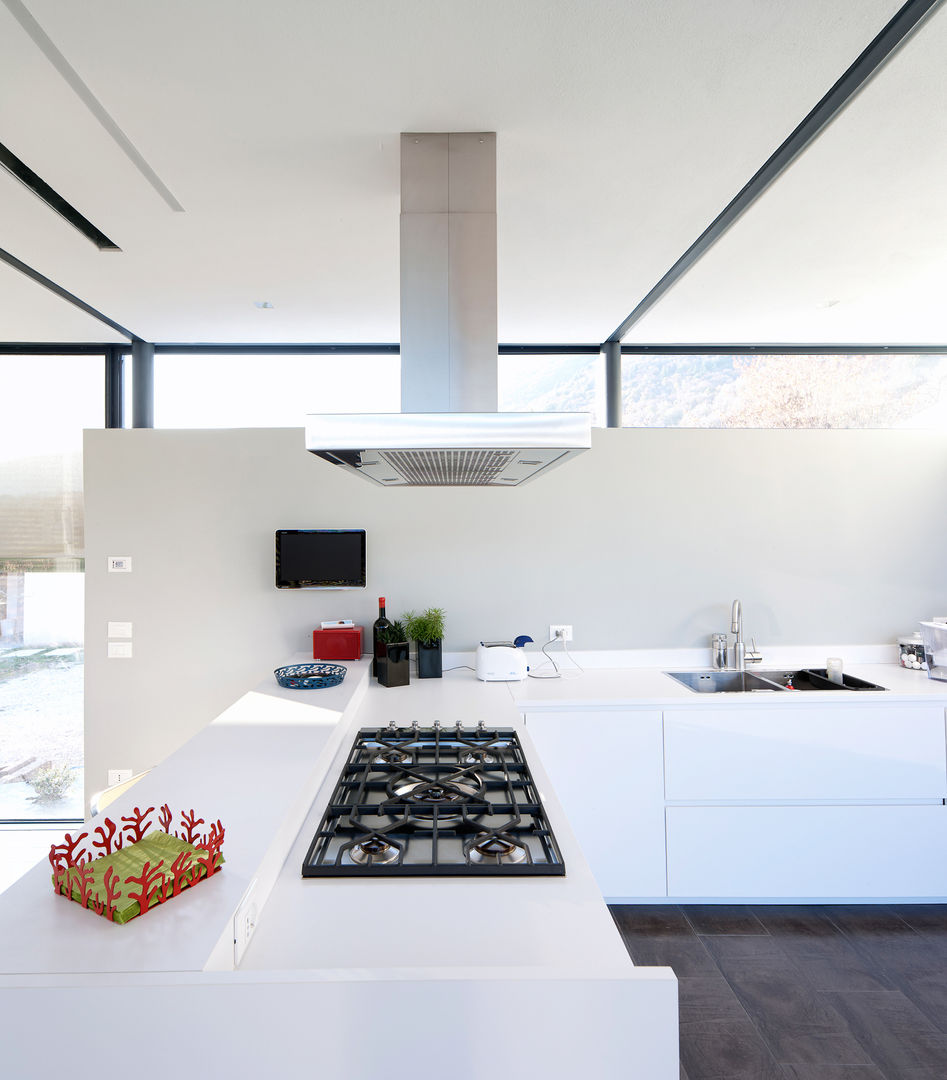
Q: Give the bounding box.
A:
[730,599,745,672]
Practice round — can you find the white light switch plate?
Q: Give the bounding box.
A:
[107,621,133,639]
[107,641,133,659]
[108,556,132,573]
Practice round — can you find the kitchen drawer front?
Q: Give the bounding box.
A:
[667,804,947,898]
[525,710,666,898]
[664,706,947,801]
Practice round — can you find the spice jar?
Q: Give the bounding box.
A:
[898,633,926,670]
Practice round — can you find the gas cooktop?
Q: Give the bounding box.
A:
[302,721,565,876]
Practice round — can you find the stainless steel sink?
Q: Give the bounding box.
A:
[666,670,786,693]
[666,668,887,693]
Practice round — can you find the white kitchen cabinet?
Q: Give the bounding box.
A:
[664,705,947,801]
[524,710,666,899]
[666,803,947,898]
[663,703,947,899]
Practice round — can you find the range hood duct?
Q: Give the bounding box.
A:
[306,133,591,487]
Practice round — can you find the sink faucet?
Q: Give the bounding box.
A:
[731,599,745,672]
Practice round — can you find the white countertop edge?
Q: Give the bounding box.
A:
[0,964,675,988]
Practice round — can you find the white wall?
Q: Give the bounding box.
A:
[83,426,947,804]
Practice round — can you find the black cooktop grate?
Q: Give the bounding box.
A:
[302,722,565,876]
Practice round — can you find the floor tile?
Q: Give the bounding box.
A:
[823,904,918,937]
[751,907,894,993]
[887,905,947,934]
[704,938,873,1066]
[684,905,769,936]
[824,988,947,1077]
[621,931,721,976]
[611,904,690,934]
[679,976,749,1025]
[680,1019,787,1079]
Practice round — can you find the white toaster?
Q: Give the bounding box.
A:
[476,641,528,681]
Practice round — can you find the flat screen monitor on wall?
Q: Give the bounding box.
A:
[275,529,366,589]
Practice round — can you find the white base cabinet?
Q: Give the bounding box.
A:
[666,803,947,898]
[524,710,667,898]
[664,705,947,801]
[526,699,947,901]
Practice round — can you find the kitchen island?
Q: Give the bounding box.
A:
[0,659,678,1079]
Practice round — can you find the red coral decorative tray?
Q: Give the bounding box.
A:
[48,803,226,924]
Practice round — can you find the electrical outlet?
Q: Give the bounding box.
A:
[549,624,573,642]
[107,769,133,786]
[233,879,259,965]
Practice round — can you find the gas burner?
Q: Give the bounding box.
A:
[458,742,511,766]
[386,768,485,817]
[466,833,528,865]
[372,748,411,766]
[349,837,401,866]
[390,771,482,804]
[459,748,496,765]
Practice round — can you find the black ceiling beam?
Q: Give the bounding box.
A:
[606,0,945,345]
[153,342,400,355]
[0,141,121,250]
[0,341,120,354]
[0,247,140,341]
[619,343,947,355]
[3,340,947,356]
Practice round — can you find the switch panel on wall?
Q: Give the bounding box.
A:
[107,621,133,639]
[107,556,133,573]
[107,641,133,659]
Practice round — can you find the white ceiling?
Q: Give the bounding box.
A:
[1,0,943,347]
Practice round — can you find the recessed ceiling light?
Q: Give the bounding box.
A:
[254,300,274,309]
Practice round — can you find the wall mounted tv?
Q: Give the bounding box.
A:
[275,529,366,589]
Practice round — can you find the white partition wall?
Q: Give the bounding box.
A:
[83,426,947,806]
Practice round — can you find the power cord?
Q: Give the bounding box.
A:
[528,630,584,680]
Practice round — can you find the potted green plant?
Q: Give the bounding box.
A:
[378,618,410,687]
[403,607,445,679]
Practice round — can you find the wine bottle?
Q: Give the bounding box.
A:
[372,597,391,678]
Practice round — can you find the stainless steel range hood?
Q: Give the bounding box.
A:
[306,133,591,487]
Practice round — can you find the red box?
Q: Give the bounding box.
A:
[313,626,363,660]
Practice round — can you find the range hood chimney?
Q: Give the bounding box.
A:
[306,133,591,486]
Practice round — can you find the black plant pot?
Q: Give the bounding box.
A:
[379,642,410,687]
[416,640,443,679]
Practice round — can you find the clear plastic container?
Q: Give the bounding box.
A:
[919,623,947,681]
[898,633,926,670]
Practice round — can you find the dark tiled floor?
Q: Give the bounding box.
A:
[609,904,947,1080]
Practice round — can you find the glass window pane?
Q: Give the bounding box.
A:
[498,354,604,426]
[155,353,401,427]
[621,353,947,428]
[0,355,100,823]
